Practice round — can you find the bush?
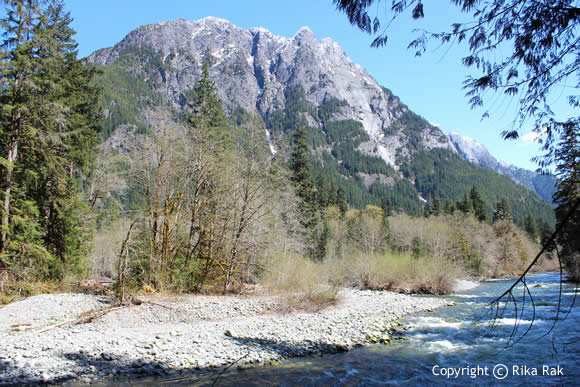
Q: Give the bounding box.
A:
[262,253,340,311]
[337,251,461,294]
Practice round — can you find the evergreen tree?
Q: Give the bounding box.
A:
[469,186,488,223]
[289,127,324,258]
[522,215,538,241]
[0,0,100,277]
[538,218,556,255]
[0,0,44,258]
[314,217,330,261]
[552,120,580,280]
[432,192,441,216]
[33,2,100,273]
[411,236,426,259]
[423,195,432,218]
[289,127,316,209]
[493,199,512,223]
[188,61,229,149]
[327,181,338,206]
[457,193,472,214]
[336,186,348,215]
[314,173,330,208]
[443,200,454,215]
[381,199,393,217]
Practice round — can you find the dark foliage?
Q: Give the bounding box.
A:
[92,47,166,138]
[402,149,555,224]
[0,0,101,278]
[318,96,348,122]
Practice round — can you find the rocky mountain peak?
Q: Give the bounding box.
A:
[294,26,316,44]
[198,16,232,25]
[87,17,455,168]
[447,132,496,167]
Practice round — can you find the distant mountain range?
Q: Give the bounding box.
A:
[447,133,556,204]
[85,17,555,223]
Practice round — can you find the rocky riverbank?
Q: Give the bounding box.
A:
[0,289,449,384]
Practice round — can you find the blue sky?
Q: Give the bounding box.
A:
[63,0,573,171]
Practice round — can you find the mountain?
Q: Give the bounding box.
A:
[88,17,452,158]
[447,133,556,203]
[86,17,555,223]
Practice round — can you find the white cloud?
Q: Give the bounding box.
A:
[522,132,541,142]
[431,122,441,128]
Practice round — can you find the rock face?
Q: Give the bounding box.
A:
[447,133,556,203]
[87,17,452,167]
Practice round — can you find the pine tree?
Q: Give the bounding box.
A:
[327,181,338,206]
[33,2,100,274]
[289,126,324,259]
[314,217,330,261]
[411,236,426,259]
[381,199,393,217]
[314,173,330,208]
[380,199,393,249]
[288,127,338,260]
[443,200,455,215]
[537,218,555,255]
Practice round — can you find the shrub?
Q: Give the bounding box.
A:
[262,253,340,311]
[337,251,461,294]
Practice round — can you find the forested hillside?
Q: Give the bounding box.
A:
[447,133,557,203]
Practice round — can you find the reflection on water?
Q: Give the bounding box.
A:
[118,273,579,386]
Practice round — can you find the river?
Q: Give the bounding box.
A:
[119,272,579,385]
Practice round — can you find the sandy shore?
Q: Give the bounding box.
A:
[0,289,449,384]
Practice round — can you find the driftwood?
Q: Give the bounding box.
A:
[34,302,133,334]
[10,323,31,328]
[34,306,122,333]
[32,295,171,334]
[8,294,176,335]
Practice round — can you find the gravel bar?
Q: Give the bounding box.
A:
[0,289,449,384]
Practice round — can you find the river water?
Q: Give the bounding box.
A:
[129,272,579,385]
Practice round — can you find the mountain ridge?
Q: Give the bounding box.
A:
[86,16,555,223]
[447,133,556,203]
[87,16,454,169]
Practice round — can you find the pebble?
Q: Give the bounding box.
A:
[0,289,447,384]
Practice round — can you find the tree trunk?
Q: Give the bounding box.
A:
[1,140,18,253]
